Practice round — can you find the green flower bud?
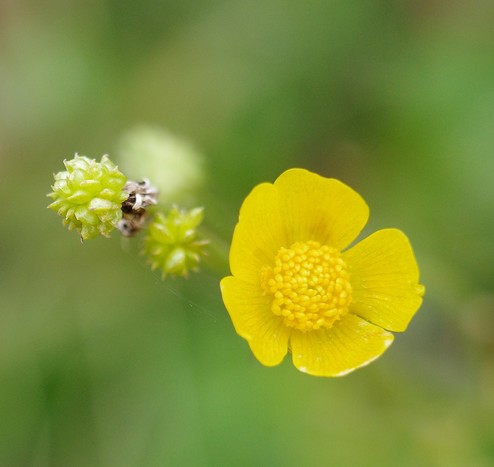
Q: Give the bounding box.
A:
[48,154,128,240]
[143,207,208,278]
[117,126,205,204]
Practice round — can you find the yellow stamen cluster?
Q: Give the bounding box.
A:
[261,241,352,332]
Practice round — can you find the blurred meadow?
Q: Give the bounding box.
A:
[1,0,494,465]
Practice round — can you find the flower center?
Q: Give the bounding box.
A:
[261,241,352,332]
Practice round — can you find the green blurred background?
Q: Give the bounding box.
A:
[1,0,494,465]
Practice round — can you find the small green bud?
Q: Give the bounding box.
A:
[48,154,128,240]
[117,126,205,204]
[143,206,208,278]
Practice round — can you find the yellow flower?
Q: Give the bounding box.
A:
[220,169,425,377]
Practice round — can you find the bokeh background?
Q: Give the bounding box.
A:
[1,1,494,466]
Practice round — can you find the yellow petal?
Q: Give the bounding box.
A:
[220,276,290,366]
[290,314,394,377]
[229,182,286,283]
[343,228,425,332]
[229,169,370,283]
[274,168,369,250]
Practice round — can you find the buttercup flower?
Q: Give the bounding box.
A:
[220,169,425,377]
[48,154,128,240]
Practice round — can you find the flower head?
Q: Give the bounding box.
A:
[47,154,128,240]
[117,126,205,204]
[220,169,425,377]
[142,206,208,278]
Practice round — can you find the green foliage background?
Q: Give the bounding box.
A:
[1,1,494,465]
